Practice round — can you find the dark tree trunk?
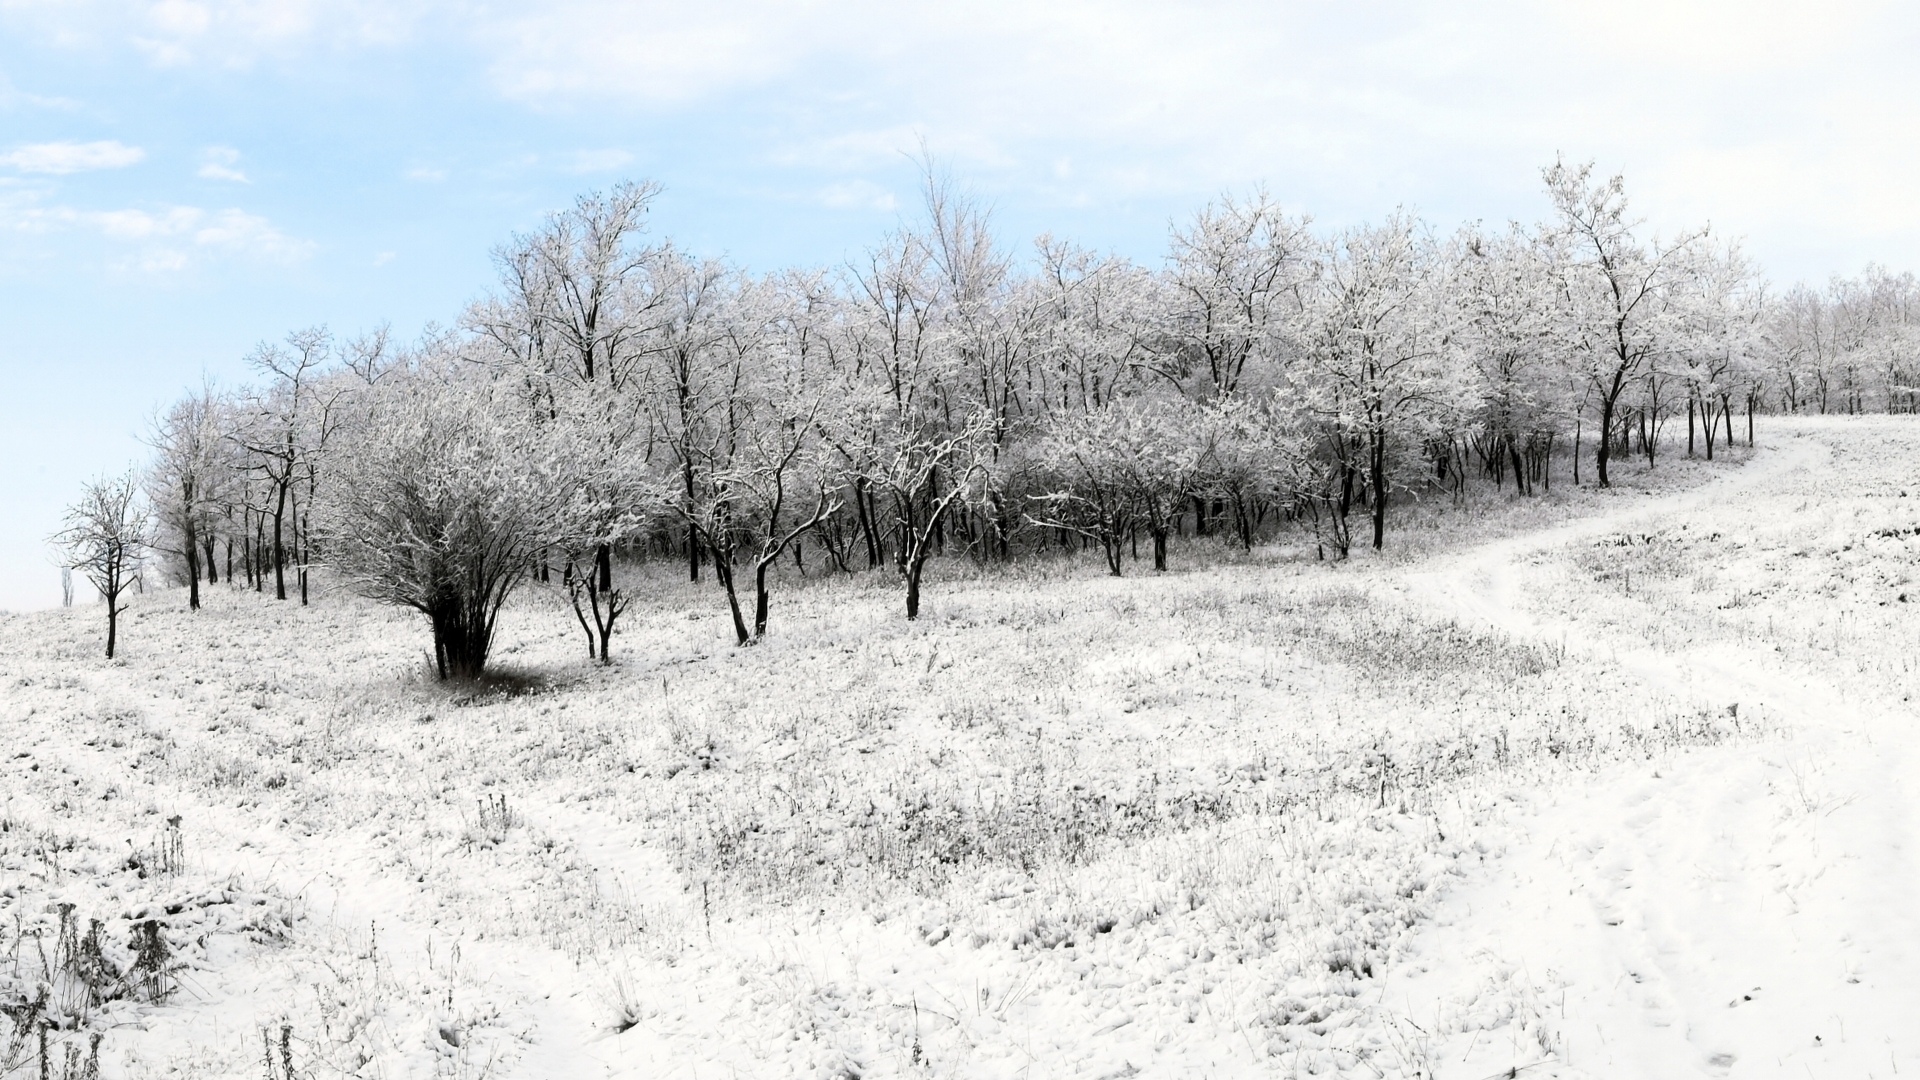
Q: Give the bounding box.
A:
[429,598,497,681]
[905,557,926,620]
[184,518,201,611]
[271,481,288,601]
[1596,397,1615,487]
[856,477,882,570]
[712,551,750,647]
[1369,429,1388,551]
[754,560,773,640]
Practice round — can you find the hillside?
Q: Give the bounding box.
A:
[7,420,1913,1078]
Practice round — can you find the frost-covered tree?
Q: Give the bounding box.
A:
[1452,225,1567,494]
[1295,214,1463,552]
[53,470,150,659]
[319,364,575,681]
[146,384,228,609]
[1542,160,1706,487]
[1160,191,1312,397]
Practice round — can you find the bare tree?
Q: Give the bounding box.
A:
[1295,214,1461,551]
[234,327,335,602]
[146,384,227,609]
[53,471,150,659]
[1160,191,1313,397]
[1542,159,1705,487]
[320,365,573,681]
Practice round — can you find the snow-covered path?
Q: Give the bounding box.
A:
[1396,430,1920,1079]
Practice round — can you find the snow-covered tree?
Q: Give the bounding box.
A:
[1294,214,1463,552]
[146,384,228,608]
[53,470,150,659]
[1541,159,1707,487]
[318,363,576,681]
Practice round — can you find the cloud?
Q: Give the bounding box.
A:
[1,140,145,174]
[1,0,425,68]
[7,0,1920,280]
[196,145,248,182]
[0,196,314,266]
[815,180,896,212]
[439,0,1920,277]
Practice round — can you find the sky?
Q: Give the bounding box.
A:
[3,0,1919,611]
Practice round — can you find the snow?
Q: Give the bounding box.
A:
[3,417,1915,1077]
[1400,418,1920,1078]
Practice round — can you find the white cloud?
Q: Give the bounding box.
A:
[189,207,311,260]
[447,0,1920,279]
[0,196,313,266]
[197,145,248,182]
[2,0,424,68]
[815,180,896,212]
[1,140,145,174]
[404,165,446,182]
[6,0,1920,279]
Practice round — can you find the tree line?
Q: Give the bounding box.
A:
[55,159,1913,672]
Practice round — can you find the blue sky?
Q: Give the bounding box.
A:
[4,0,1919,611]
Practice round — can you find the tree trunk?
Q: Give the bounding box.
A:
[753,560,773,640]
[184,517,201,611]
[1370,429,1388,550]
[905,556,926,620]
[1595,397,1614,487]
[1507,438,1530,497]
[272,481,288,601]
[713,553,750,646]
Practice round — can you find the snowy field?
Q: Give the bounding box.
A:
[3,417,1914,1078]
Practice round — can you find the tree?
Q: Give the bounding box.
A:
[146,385,227,609]
[1159,191,1312,397]
[548,419,660,664]
[234,327,338,602]
[1542,159,1705,487]
[1453,225,1567,495]
[53,471,150,659]
[319,365,573,681]
[471,181,669,594]
[676,278,844,643]
[1295,214,1462,552]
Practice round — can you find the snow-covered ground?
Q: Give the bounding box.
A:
[3,417,1910,1078]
